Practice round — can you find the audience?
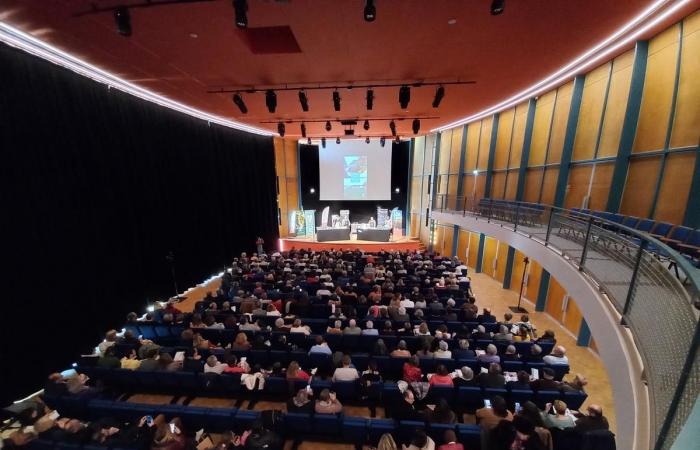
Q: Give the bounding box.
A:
[314,389,342,414]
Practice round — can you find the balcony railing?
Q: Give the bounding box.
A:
[433,194,700,450]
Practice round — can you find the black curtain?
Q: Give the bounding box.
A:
[0,43,279,405]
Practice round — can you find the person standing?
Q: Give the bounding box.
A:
[255,236,264,255]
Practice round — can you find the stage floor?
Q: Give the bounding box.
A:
[279,236,423,252]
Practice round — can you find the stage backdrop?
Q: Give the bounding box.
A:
[0,43,279,405]
[299,142,409,227]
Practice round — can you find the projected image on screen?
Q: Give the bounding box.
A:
[343,155,368,199]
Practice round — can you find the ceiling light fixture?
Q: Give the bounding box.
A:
[399,85,410,109]
[491,0,505,15]
[325,121,332,131]
[277,122,285,137]
[298,90,309,112]
[300,122,307,138]
[307,137,312,145]
[366,89,374,110]
[364,0,377,22]
[232,93,247,113]
[336,137,341,144]
[363,120,370,131]
[114,6,131,36]
[434,0,690,132]
[380,137,386,147]
[365,137,370,144]
[321,137,326,148]
[432,86,445,108]
[332,90,341,111]
[389,120,396,136]
[412,118,420,134]
[233,0,248,28]
[265,89,277,113]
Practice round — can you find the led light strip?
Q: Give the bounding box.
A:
[433,0,692,132]
[0,22,274,136]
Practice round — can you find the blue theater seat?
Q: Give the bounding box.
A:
[456,424,481,449]
[342,416,368,444]
[284,412,313,433]
[534,390,561,409]
[397,420,426,446]
[368,418,396,445]
[563,391,588,410]
[313,413,342,435]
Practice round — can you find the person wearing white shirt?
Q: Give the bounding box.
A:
[362,320,379,335]
[400,298,415,308]
[434,340,452,359]
[543,346,569,365]
[203,356,227,374]
[332,355,360,382]
[290,319,311,335]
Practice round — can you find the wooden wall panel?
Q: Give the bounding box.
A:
[671,11,700,148]
[457,229,469,262]
[547,82,574,164]
[424,134,436,175]
[524,169,544,203]
[413,137,426,176]
[410,213,419,238]
[546,277,567,322]
[443,226,455,257]
[450,126,464,172]
[588,162,614,211]
[509,103,529,169]
[526,259,543,304]
[504,171,519,201]
[465,122,481,171]
[477,117,493,170]
[510,250,526,295]
[438,130,452,174]
[410,177,422,212]
[620,157,661,218]
[633,25,680,153]
[573,63,610,161]
[655,152,697,223]
[563,298,583,337]
[468,232,480,269]
[530,91,556,166]
[495,242,509,284]
[598,50,634,157]
[283,142,298,177]
[494,109,515,169]
[564,166,593,209]
[419,217,430,246]
[483,237,498,278]
[491,172,507,199]
[540,168,559,206]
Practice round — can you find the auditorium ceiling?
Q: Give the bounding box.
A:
[0,0,695,137]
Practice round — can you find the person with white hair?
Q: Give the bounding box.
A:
[362,320,379,335]
[343,319,362,335]
[477,344,500,364]
[434,340,452,359]
[543,346,569,365]
[203,355,227,374]
[400,295,415,308]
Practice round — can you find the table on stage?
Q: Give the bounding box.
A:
[316,227,351,242]
[356,228,391,242]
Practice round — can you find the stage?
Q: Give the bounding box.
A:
[279,236,423,252]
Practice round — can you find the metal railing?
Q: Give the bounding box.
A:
[433,194,700,450]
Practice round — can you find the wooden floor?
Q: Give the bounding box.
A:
[138,272,615,449]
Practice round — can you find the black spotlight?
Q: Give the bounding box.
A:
[325,121,332,132]
[336,137,341,144]
[491,0,505,15]
[332,91,341,111]
[363,120,370,131]
[114,7,131,36]
[232,93,247,113]
[265,90,277,113]
[321,137,326,148]
[307,138,312,145]
[298,90,309,112]
[365,137,370,144]
[380,137,386,147]
[389,120,396,136]
[399,85,411,109]
[366,89,374,110]
[364,0,376,22]
[233,0,248,28]
[412,118,420,134]
[300,123,307,138]
[277,122,285,137]
[432,86,445,108]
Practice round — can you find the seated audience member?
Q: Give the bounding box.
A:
[403,356,423,383]
[315,389,342,414]
[429,364,454,386]
[536,329,556,344]
[560,373,588,393]
[363,320,379,335]
[286,361,310,382]
[251,334,267,350]
[394,389,424,421]
[189,313,205,329]
[290,319,311,335]
[223,355,248,374]
[500,312,514,327]
[119,329,141,347]
[266,304,281,316]
[381,320,396,336]
[437,430,464,450]
[372,338,389,356]
[156,352,180,372]
[574,404,610,433]
[434,340,452,359]
[514,325,532,342]
[231,332,252,351]
[501,345,519,361]
[493,325,514,342]
[471,325,491,340]
[287,388,314,413]
[476,395,513,432]
[97,345,121,369]
[121,349,141,370]
[376,433,398,450]
[478,363,506,388]
[152,417,189,450]
[507,370,533,390]
[35,416,89,444]
[543,346,569,365]
[453,367,476,387]
[203,355,227,374]
[530,368,559,391]
[327,320,343,334]
[428,398,457,424]
[137,348,160,371]
[516,314,538,338]
[403,430,435,450]
[239,316,261,332]
[309,336,333,355]
[343,319,362,335]
[98,329,118,355]
[453,339,475,359]
[522,344,544,363]
[332,355,360,382]
[477,344,501,364]
[393,306,411,322]
[542,400,575,430]
[477,308,497,323]
[416,341,434,358]
[391,340,412,358]
[517,401,553,447]
[490,415,547,450]
[204,314,224,329]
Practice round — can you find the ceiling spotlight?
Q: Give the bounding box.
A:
[336,137,341,144]
[325,121,332,132]
[321,137,326,148]
[265,90,277,113]
[233,0,248,28]
[307,138,312,145]
[232,93,247,114]
[399,85,411,109]
[300,123,307,138]
[432,86,445,108]
[332,91,341,111]
[114,6,131,37]
[277,122,285,137]
[380,137,386,147]
[395,136,401,144]
[491,0,505,15]
[395,187,400,193]
[298,90,309,112]
[366,89,374,110]
[412,118,420,134]
[365,137,370,144]
[364,0,376,22]
[363,120,370,131]
[389,120,396,136]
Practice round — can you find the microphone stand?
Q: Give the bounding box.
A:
[510,256,530,313]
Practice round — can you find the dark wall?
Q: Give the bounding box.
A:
[298,142,410,227]
[0,44,279,405]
